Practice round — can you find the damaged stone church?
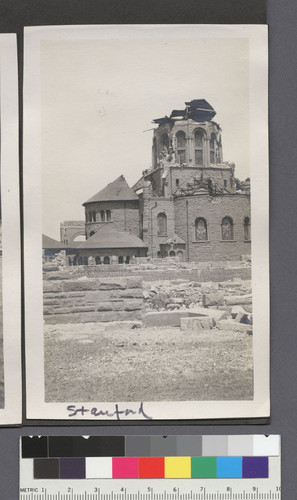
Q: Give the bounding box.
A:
[51,99,251,265]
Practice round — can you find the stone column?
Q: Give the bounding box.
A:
[204,138,210,166]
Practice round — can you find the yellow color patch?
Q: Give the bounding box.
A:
[165,457,191,478]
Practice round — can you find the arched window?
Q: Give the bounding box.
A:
[84,256,88,265]
[125,256,130,264]
[118,256,124,264]
[210,133,216,164]
[195,218,208,241]
[106,210,111,221]
[194,130,204,165]
[157,213,167,236]
[244,216,251,241]
[100,210,105,221]
[95,256,101,265]
[176,131,186,163]
[88,212,92,222]
[169,250,176,257]
[177,250,183,261]
[73,256,78,266]
[103,256,110,264]
[221,217,234,240]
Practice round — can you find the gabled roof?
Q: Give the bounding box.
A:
[83,175,139,205]
[42,234,66,249]
[161,233,186,245]
[77,225,147,249]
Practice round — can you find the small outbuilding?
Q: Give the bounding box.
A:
[73,225,148,265]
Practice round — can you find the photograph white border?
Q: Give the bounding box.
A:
[0,34,22,425]
[24,24,269,420]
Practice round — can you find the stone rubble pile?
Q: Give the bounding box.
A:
[143,278,252,333]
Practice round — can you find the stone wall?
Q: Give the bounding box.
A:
[174,194,251,261]
[66,261,251,282]
[85,200,139,239]
[43,275,143,325]
[140,197,175,258]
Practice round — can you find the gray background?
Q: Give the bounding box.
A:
[0,0,296,497]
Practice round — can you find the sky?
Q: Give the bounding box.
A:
[41,36,249,240]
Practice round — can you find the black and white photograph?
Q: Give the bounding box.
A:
[0,34,22,425]
[24,25,269,420]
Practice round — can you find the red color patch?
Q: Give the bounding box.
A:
[139,457,165,478]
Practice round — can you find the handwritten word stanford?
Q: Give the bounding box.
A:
[66,402,152,420]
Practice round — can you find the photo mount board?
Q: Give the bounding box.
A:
[0,34,22,425]
[24,24,269,421]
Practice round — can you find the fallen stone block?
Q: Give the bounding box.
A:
[43,266,59,272]
[45,271,70,280]
[142,311,187,328]
[124,300,143,312]
[43,281,63,293]
[201,282,219,293]
[234,311,250,324]
[218,281,243,289]
[231,305,246,319]
[44,310,142,325]
[180,316,214,331]
[216,319,252,334]
[202,292,225,307]
[225,294,252,306]
[189,306,227,324]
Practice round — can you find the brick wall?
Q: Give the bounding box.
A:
[43,275,143,325]
[174,194,251,261]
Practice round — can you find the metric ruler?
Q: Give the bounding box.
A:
[19,436,281,500]
[19,479,281,500]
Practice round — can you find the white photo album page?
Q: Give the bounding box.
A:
[0,34,22,425]
[24,24,269,420]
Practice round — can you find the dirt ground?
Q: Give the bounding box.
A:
[44,323,253,402]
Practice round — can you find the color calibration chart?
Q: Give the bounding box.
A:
[20,435,281,500]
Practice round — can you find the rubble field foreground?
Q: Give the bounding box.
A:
[44,267,253,403]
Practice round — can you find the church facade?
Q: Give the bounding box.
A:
[58,99,251,264]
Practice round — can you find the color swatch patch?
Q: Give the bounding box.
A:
[21,435,277,480]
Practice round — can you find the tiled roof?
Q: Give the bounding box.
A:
[77,225,147,249]
[42,234,66,249]
[83,175,139,205]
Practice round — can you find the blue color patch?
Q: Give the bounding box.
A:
[217,457,242,478]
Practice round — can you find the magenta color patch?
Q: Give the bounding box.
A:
[112,457,139,478]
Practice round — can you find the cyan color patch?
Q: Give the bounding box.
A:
[217,457,242,478]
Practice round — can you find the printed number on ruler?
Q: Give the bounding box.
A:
[20,484,281,500]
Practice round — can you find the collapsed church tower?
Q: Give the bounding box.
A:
[134,99,251,261]
[55,99,251,264]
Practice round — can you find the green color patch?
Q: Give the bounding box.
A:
[191,457,217,478]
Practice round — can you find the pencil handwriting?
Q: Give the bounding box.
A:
[66,402,152,420]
